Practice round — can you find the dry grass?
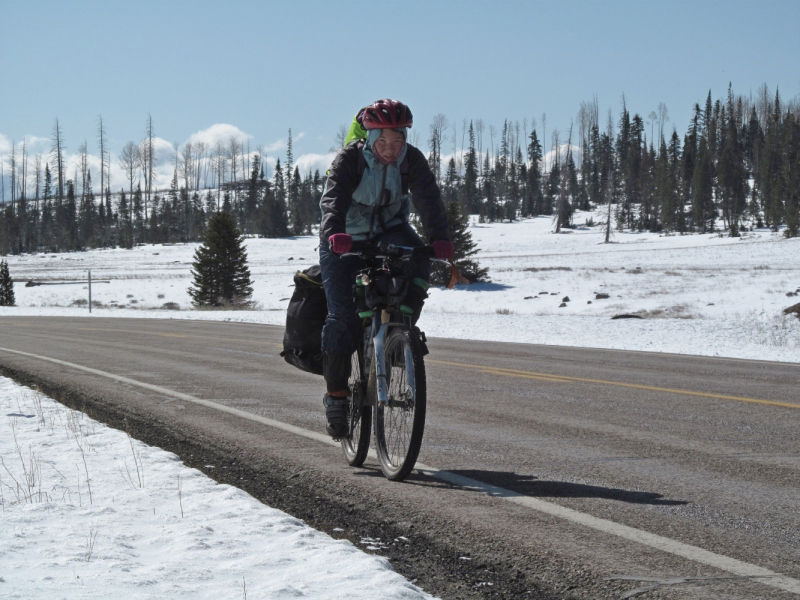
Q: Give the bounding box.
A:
[637,304,696,319]
[737,310,799,347]
[194,300,263,311]
[521,266,572,273]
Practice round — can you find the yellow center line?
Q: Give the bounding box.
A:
[429,359,800,410]
[9,322,796,409]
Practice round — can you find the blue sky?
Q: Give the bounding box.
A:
[1,0,799,190]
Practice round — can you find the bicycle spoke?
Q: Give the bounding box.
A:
[374,329,426,479]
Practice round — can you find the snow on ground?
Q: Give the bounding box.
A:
[0,376,435,599]
[1,208,800,362]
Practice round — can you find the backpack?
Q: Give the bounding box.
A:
[280,265,327,376]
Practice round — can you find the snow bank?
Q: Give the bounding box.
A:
[0,377,435,599]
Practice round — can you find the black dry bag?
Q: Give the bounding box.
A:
[280,265,327,375]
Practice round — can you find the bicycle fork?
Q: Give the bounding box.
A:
[371,310,416,406]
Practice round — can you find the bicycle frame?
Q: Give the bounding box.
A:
[369,312,416,406]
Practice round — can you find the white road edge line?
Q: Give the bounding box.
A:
[2,345,798,596]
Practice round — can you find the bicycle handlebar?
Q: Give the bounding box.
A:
[341,241,437,261]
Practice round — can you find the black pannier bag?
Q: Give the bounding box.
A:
[280,265,327,375]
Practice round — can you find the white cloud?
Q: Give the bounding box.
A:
[0,133,50,158]
[543,144,581,172]
[295,152,336,176]
[262,138,285,154]
[185,124,253,149]
[295,132,306,141]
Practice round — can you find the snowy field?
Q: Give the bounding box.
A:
[2,208,800,362]
[0,376,434,599]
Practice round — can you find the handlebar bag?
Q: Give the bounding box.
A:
[365,274,409,309]
[280,265,326,375]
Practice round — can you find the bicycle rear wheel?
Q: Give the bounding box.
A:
[341,347,371,466]
[372,328,426,481]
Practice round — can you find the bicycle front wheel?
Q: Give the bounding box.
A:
[372,328,426,481]
[341,347,371,466]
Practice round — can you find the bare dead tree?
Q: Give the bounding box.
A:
[551,129,560,171]
[182,142,193,191]
[119,141,139,196]
[541,113,547,173]
[475,119,484,175]
[97,116,107,200]
[51,119,66,202]
[143,114,155,217]
[78,141,89,199]
[488,124,497,170]
[173,141,180,176]
[648,111,658,147]
[228,136,240,185]
[428,114,448,185]
[138,138,149,210]
[9,141,16,203]
[451,120,458,163]
[33,153,42,205]
[241,139,247,183]
[20,138,28,200]
[459,118,468,175]
[331,124,347,151]
[523,118,529,154]
[213,140,226,206]
[578,103,590,158]
[193,141,205,190]
[657,102,669,146]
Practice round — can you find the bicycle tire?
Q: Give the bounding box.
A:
[372,327,426,481]
[341,347,371,466]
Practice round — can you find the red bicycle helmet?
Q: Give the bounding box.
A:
[361,99,413,130]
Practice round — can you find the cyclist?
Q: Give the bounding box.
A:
[319,99,454,438]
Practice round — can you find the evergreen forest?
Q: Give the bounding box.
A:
[1,84,799,257]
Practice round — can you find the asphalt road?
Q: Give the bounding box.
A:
[1,316,799,600]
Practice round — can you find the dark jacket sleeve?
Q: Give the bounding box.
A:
[319,143,361,242]
[406,145,450,242]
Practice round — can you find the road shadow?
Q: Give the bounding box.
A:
[451,282,513,292]
[397,469,687,506]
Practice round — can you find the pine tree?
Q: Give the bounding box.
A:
[132,184,144,243]
[117,189,133,249]
[525,129,544,216]
[692,137,715,232]
[244,154,261,233]
[64,180,78,250]
[289,165,303,234]
[461,121,479,215]
[443,158,459,206]
[782,113,800,238]
[419,198,488,285]
[0,260,15,306]
[188,211,253,307]
[259,158,289,237]
[717,85,748,236]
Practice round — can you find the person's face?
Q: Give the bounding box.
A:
[373,129,405,164]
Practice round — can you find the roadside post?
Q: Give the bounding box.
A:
[88,270,92,313]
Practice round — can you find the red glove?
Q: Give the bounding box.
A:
[431,240,454,260]
[329,233,353,254]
